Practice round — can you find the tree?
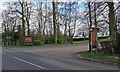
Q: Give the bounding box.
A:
[88,2,92,52]
[52,0,57,44]
[19,0,25,36]
[57,2,80,44]
[107,1,116,42]
[24,2,32,35]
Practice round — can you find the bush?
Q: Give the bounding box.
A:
[31,33,66,44]
[100,41,119,54]
[57,33,65,44]
[34,40,44,46]
[116,32,120,53]
[47,34,54,44]
[100,41,113,54]
[45,33,65,44]
[2,32,19,46]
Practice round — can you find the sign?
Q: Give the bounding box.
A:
[89,27,99,46]
[91,32,97,45]
[24,36,33,42]
[89,27,99,32]
[89,27,99,44]
[89,27,100,54]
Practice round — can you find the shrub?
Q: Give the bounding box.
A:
[32,33,66,44]
[115,32,120,53]
[34,40,44,46]
[46,33,65,44]
[48,34,54,44]
[57,33,64,44]
[100,41,112,54]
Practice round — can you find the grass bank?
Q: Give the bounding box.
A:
[80,51,120,63]
[73,40,89,44]
[73,38,110,44]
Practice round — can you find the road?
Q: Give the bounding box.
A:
[2,44,119,70]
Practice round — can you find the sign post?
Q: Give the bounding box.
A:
[89,27,99,54]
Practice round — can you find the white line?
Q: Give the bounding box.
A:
[0,51,6,54]
[13,56,48,70]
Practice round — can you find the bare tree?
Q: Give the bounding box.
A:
[52,0,57,44]
[107,1,116,42]
[24,2,32,35]
[88,1,92,52]
[18,0,25,36]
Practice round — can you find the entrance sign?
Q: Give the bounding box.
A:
[91,32,97,45]
[89,27,99,46]
[89,27,100,54]
[24,36,33,45]
[24,36,32,42]
[89,27,99,33]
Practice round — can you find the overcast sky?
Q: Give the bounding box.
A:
[0,0,119,32]
[0,0,85,26]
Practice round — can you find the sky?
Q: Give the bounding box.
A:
[0,0,38,32]
[0,0,119,14]
[0,0,9,32]
[0,0,22,32]
[0,0,119,32]
[0,0,17,13]
[0,0,85,23]
[0,0,87,33]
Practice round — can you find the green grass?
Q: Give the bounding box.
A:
[99,38,110,42]
[2,38,110,48]
[80,51,120,62]
[73,38,110,44]
[73,40,89,44]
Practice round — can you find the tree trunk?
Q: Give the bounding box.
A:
[94,2,97,27]
[27,20,30,35]
[94,2,98,53]
[21,0,25,36]
[68,25,71,44]
[108,2,116,42]
[52,0,57,44]
[38,20,41,34]
[26,2,30,35]
[88,2,92,52]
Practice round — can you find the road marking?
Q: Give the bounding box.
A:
[0,51,6,54]
[13,56,48,70]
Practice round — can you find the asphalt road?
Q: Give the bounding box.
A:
[2,44,119,70]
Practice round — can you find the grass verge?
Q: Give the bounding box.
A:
[73,38,110,44]
[80,51,120,63]
[73,40,89,44]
